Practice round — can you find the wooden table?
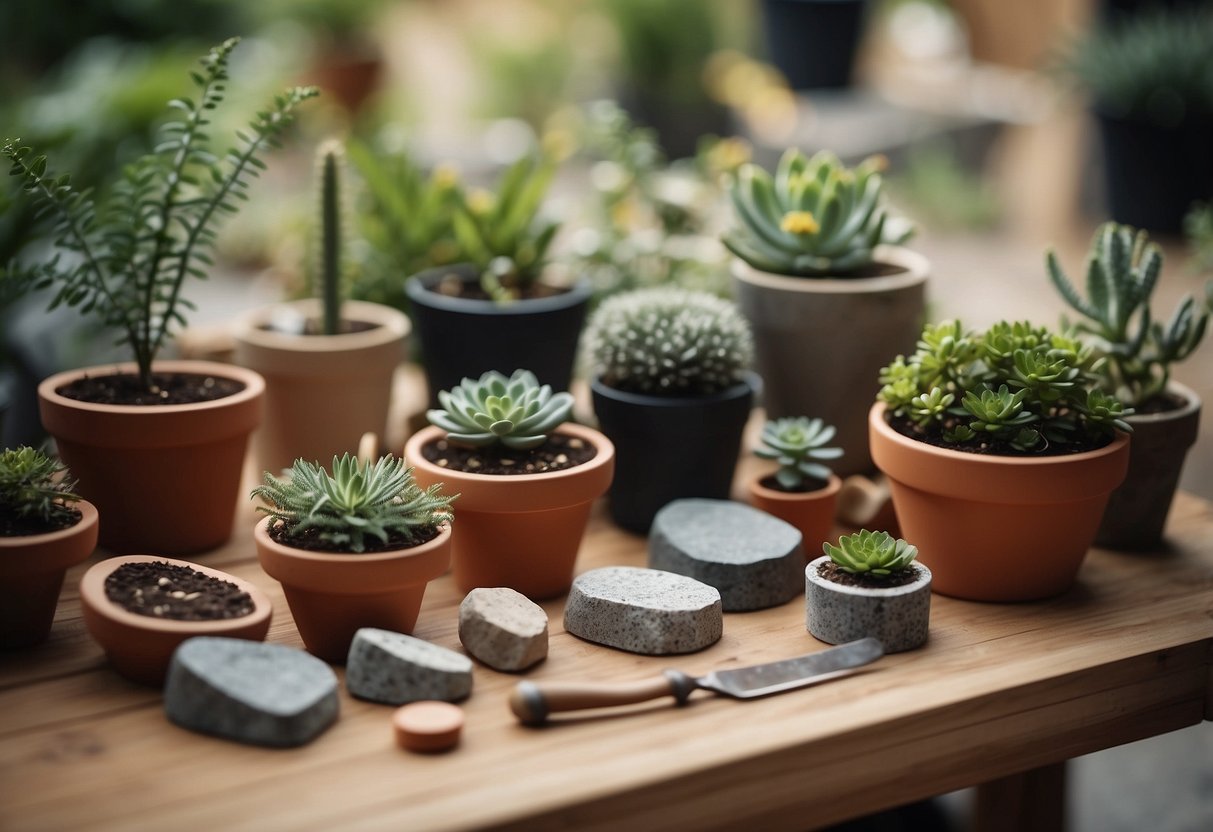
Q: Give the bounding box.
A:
[2,475,1211,831]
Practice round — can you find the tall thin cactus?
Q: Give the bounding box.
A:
[317,140,344,336]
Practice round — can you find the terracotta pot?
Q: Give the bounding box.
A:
[732,247,928,475]
[405,423,615,600]
[806,555,932,653]
[79,554,272,686]
[869,403,1130,602]
[0,501,99,650]
[255,517,451,663]
[748,473,842,559]
[233,299,408,476]
[38,361,263,555]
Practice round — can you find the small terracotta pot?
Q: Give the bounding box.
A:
[747,473,842,559]
[405,424,615,600]
[233,299,409,476]
[869,403,1130,602]
[79,554,272,686]
[806,555,932,653]
[0,501,99,650]
[38,361,264,555]
[255,517,451,663]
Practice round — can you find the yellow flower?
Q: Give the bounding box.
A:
[781,210,820,235]
[432,163,460,191]
[467,189,495,216]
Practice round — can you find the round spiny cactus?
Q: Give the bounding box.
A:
[427,369,573,450]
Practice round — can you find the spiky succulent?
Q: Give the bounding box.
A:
[0,446,81,529]
[427,369,573,450]
[755,417,843,489]
[723,149,914,277]
[823,530,918,577]
[251,454,454,553]
[582,287,753,395]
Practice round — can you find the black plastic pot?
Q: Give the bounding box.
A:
[761,0,867,90]
[590,374,756,534]
[406,265,592,405]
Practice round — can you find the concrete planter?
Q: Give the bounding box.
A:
[806,555,931,653]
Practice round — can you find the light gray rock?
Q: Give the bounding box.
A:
[164,637,338,747]
[649,498,804,611]
[805,556,932,653]
[563,566,722,655]
[346,628,473,705]
[459,588,549,672]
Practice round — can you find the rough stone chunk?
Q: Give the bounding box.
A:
[459,588,549,672]
[164,637,338,748]
[346,628,473,705]
[563,566,722,655]
[649,499,803,611]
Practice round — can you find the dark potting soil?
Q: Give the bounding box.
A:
[267,521,441,553]
[421,433,596,475]
[886,414,1113,457]
[1133,391,1188,416]
[57,372,245,406]
[0,507,81,538]
[430,272,570,301]
[259,318,380,336]
[818,560,923,589]
[105,561,254,621]
[759,474,830,494]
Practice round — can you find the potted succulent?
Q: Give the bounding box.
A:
[582,287,755,533]
[6,39,316,554]
[871,319,1133,601]
[1048,223,1211,549]
[725,149,927,475]
[252,453,455,664]
[807,529,930,653]
[747,417,843,557]
[234,140,409,476]
[0,447,98,649]
[404,369,614,600]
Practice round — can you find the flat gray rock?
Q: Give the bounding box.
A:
[164,637,338,748]
[459,588,549,672]
[649,499,804,611]
[563,566,722,655]
[346,628,473,704]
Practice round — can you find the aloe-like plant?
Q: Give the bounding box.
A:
[723,149,914,277]
[251,454,454,553]
[754,417,843,489]
[316,140,345,336]
[823,530,918,577]
[0,446,81,530]
[427,369,573,450]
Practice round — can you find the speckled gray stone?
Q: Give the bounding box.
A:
[164,637,338,747]
[346,628,473,704]
[563,566,722,655]
[805,556,932,653]
[649,499,804,611]
[459,588,549,672]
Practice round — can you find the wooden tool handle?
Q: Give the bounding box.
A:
[510,670,698,726]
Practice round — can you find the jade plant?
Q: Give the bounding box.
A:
[755,417,843,489]
[316,140,345,336]
[0,446,81,532]
[823,530,918,578]
[582,287,753,395]
[251,454,454,553]
[427,369,573,450]
[723,149,914,277]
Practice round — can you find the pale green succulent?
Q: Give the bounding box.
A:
[427,369,573,450]
[754,417,843,489]
[823,530,918,577]
[0,446,80,528]
[723,149,914,277]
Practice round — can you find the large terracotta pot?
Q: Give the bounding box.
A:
[0,500,99,650]
[38,361,263,555]
[405,423,615,600]
[233,299,408,475]
[255,518,451,663]
[748,473,841,559]
[869,403,1130,602]
[732,246,928,475]
[79,554,272,686]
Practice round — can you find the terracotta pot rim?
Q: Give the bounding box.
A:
[806,555,932,598]
[38,360,265,418]
[731,245,929,294]
[232,299,409,353]
[406,264,592,316]
[405,423,615,487]
[589,373,759,408]
[1125,380,1201,425]
[0,500,98,550]
[253,515,452,566]
[748,473,842,503]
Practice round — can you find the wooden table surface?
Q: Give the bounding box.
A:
[2,466,1211,832]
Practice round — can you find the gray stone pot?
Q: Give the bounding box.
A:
[732,246,929,476]
[805,555,931,653]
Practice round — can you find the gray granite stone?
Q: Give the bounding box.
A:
[164,637,338,747]
[346,628,473,704]
[458,588,549,672]
[649,498,804,611]
[563,566,722,655]
[805,556,932,653]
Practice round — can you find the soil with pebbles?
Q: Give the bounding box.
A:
[57,372,244,406]
[105,561,254,621]
[421,434,596,475]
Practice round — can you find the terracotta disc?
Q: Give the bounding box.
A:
[393,701,464,753]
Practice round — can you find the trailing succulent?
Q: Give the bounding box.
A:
[823,530,918,578]
[879,319,1133,453]
[427,369,573,450]
[723,148,914,277]
[0,446,81,530]
[251,454,454,553]
[582,287,753,395]
[754,417,843,489]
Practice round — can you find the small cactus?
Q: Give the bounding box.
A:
[317,140,344,336]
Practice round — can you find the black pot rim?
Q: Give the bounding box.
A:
[405,264,592,316]
[590,372,760,407]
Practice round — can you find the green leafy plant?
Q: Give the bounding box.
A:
[823,530,918,578]
[0,446,81,529]
[1048,222,1211,407]
[754,417,843,489]
[1,38,317,391]
[251,454,454,554]
[723,148,914,277]
[427,369,573,450]
[316,140,344,336]
[582,287,753,395]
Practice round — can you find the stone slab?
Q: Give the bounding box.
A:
[346,628,473,705]
[459,588,549,672]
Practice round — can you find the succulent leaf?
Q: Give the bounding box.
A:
[427,369,573,449]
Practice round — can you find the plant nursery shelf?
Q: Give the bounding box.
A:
[1,474,1211,831]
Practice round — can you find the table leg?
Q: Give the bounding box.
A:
[973,762,1067,832]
